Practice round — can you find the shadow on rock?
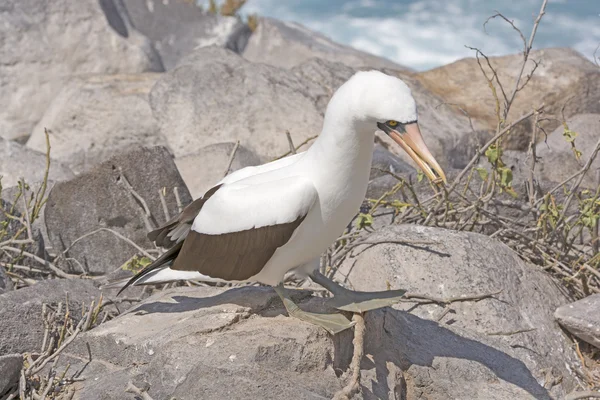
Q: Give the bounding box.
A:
[131,285,551,399]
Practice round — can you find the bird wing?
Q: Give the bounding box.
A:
[147,152,307,248]
[120,174,317,294]
[173,175,317,280]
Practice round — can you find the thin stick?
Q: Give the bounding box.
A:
[158,188,170,222]
[125,382,155,400]
[402,290,502,305]
[222,140,240,178]
[565,391,600,400]
[1,246,77,279]
[61,228,155,261]
[506,0,548,110]
[333,312,365,400]
[527,109,540,205]
[557,137,600,227]
[119,172,155,232]
[285,131,296,155]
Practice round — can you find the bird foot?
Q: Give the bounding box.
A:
[274,285,355,335]
[325,289,407,313]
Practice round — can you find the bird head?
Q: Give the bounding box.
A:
[342,70,447,185]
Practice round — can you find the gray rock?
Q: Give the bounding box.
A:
[0,279,101,355]
[0,183,53,271]
[555,294,600,349]
[536,114,600,189]
[42,146,192,275]
[58,276,565,399]
[0,354,22,396]
[370,144,414,180]
[0,138,75,188]
[151,46,472,167]
[417,48,600,151]
[0,263,12,295]
[26,74,163,174]
[290,57,357,112]
[0,0,163,142]
[338,225,579,399]
[122,0,248,70]
[61,286,347,399]
[176,142,263,199]
[243,17,408,71]
[149,46,326,159]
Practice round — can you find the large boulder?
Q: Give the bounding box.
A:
[338,225,579,399]
[47,226,580,399]
[0,0,163,142]
[0,279,102,355]
[555,294,600,349]
[42,146,192,275]
[122,0,250,70]
[175,142,263,199]
[1,138,75,188]
[0,264,12,295]
[243,17,407,71]
[26,74,163,174]
[417,48,600,150]
[150,47,473,168]
[0,354,22,397]
[536,114,600,189]
[149,46,327,159]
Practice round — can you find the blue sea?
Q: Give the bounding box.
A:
[206,0,600,71]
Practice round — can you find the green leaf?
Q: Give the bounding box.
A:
[417,170,424,183]
[390,200,411,211]
[497,166,513,188]
[355,213,374,230]
[485,144,502,165]
[475,167,489,181]
[120,255,153,273]
[562,128,577,143]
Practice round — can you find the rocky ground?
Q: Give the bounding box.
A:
[1,1,600,399]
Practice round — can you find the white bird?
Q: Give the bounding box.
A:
[119,70,446,333]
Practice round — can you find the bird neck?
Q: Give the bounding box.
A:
[305,107,375,189]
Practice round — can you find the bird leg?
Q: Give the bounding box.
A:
[273,284,355,335]
[309,271,407,313]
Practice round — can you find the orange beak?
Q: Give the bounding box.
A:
[377,122,446,184]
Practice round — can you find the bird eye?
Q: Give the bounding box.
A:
[387,120,398,127]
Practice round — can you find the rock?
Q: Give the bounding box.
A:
[0,186,50,272]
[26,74,163,174]
[370,144,414,180]
[290,57,357,112]
[0,354,22,396]
[536,114,600,188]
[122,0,249,70]
[57,270,567,399]
[0,264,12,295]
[0,279,101,355]
[338,225,578,399]
[57,286,350,399]
[417,48,600,150]
[176,142,263,199]
[0,138,75,188]
[0,0,163,142]
[243,17,407,71]
[150,46,326,159]
[555,294,600,349]
[42,146,192,275]
[151,46,473,167]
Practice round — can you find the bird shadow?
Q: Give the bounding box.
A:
[130,286,551,400]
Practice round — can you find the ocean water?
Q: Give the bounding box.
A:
[219,0,600,71]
